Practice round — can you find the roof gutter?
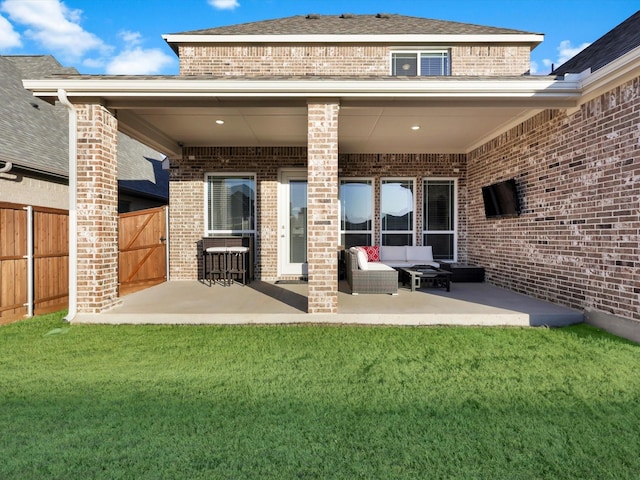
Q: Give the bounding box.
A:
[57,88,77,323]
[23,77,582,102]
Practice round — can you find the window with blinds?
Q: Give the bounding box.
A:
[423,179,457,260]
[205,174,256,235]
[391,51,450,76]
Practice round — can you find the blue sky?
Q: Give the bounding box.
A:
[0,0,637,75]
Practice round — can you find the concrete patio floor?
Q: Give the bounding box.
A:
[73,279,584,327]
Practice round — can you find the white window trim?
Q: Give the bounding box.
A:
[422,177,458,262]
[339,177,375,246]
[380,177,417,246]
[389,49,451,76]
[203,172,257,237]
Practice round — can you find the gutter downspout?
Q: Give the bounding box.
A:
[57,89,77,322]
[0,161,13,173]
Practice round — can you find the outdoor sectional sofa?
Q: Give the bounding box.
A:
[378,246,440,269]
[345,247,398,295]
[345,245,440,295]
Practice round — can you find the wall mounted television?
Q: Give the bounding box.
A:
[482,179,521,218]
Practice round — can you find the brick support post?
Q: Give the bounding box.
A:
[307,100,340,314]
[75,104,120,313]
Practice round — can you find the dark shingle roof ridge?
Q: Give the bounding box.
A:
[552,10,640,75]
[169,13,541,37]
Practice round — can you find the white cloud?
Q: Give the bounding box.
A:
[208,0,240,10]
[106,47,174,75]
[0,13,21,49]
[119,30,143,46]
[1,0,108,59]
[556,40,591,65]
[538,40,591,74]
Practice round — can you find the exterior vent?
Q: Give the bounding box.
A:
[376,13,391,19]
[306,14,321,19]
[340,13,355,19]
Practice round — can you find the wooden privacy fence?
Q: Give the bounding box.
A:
[0,203,167,324]
[0,202,69,324]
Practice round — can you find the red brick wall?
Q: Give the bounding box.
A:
[178,44,531,77]
[467,78,640,322]
[170,149,466,283]
[76,104,120,313]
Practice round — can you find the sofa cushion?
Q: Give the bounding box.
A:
[366,262,395,271]
[380,246,405,262]
[406,245,433,263]
[361,245,380,262]
[355,248,369,270]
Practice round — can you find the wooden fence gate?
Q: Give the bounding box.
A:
[0,203,167,324]
[118,206,167,296]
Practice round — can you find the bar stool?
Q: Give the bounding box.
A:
[226,246,249,285]
[205,246,229,286]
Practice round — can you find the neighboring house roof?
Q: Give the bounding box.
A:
[0,56,69,177]
[172,13,540,36]
[552,10,640,75]
[0,55,168,201]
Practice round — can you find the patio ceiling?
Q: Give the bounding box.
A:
[24,76,583,157]
[118,102,545,155]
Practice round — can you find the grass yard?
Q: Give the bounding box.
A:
[1,312,640,479]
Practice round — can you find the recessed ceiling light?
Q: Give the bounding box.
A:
[411,125,420,130]
[215,119,225,125]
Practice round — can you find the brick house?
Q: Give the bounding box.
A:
[23,13,639,333]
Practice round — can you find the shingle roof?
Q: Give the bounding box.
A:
[0,56,69,176]
[171,13,540,36]
[0,55,168,200]
[552,10,640,75]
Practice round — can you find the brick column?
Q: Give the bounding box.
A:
[307,100,340,314]
[76,104,120,313]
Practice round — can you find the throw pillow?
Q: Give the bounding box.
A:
[362,245,380,262]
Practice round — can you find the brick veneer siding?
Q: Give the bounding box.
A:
[467,77,640,323]
[307,101,340,314]
[170,147,466,285]
[169,147,308,282]
[178,44,530,77]
[75,104,121,313]
[451,45,531,76]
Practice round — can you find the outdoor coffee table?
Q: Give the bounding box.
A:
[400,265,452,292]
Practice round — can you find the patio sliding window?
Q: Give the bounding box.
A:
[381,178,415,246]
[339,178,373,249]
[205,173,256,237]
[423,178,457,260]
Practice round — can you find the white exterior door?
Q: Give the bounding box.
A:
[278,169,308,276]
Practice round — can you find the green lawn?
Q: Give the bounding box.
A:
[1,312,639,479]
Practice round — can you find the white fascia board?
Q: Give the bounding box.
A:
[576,45,640,103]
[23,77,579,100]
[162,33,544,45]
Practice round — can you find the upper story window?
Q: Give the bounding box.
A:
[391,51,450,76]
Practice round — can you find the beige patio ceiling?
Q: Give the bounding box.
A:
[23,76,582,157]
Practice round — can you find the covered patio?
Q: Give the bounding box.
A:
[24,74,583,319]
[75,280,583,327]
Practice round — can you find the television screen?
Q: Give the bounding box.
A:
[482,179,520,218]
